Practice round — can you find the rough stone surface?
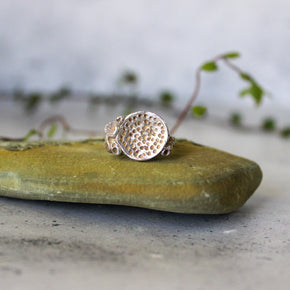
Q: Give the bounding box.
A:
[0,139,262,214]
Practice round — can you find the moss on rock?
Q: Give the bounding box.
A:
[0,139,262,214]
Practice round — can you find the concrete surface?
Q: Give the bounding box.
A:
[0,102,289,290]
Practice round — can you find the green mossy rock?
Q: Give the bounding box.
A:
[0,139,262,214]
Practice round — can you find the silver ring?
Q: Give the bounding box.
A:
[104,111,175,161]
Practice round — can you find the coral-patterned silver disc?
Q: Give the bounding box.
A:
[117,111,169,161]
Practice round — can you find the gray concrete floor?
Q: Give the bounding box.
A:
[0,102,289,290]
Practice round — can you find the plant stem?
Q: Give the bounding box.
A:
[222,58,243,74]
[0,115,103,142]
[170,68,201,135]
[0,136,25,141]
[38,115,101,138]
[170,53,245,135]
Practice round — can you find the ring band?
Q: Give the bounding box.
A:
[104,111,175,161]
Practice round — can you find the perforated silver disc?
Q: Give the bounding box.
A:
[117,111,169,161]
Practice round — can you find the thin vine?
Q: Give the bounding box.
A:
[170,51,265,135]
[0,115,102,142]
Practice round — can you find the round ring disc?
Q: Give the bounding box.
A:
[117,111,169,161]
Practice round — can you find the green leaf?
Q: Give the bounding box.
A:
[239,84,264,105]
[47,124,58,138]
[23,129,39,141]
[230,112,242,126]
[240,87,251,97]
[224,52,240,59]
[201,62,218,72]
[250,84,264,105]
[280,127,290,138]
[159,91,174,106]
[192,106,207,117]
[50,87,71,103]
[262,118,276,132]
[25,93,42,113]
[121,71,138,84]
[240,73,253,82]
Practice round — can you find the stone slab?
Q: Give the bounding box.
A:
[0,139,262,214]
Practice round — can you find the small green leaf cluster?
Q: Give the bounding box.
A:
[201,52,240,72]
[159,91,175,107]
[280,127,290,138]
[13,86,72,113]
[230,113,242,126]
[223,52,240,58]
[23,129,39,141]
[117,70,139,99]
[22,123,59,142]
[47,124,58,138]
[201,62,218,72]
[239,73,264,105]
[261,118,290,138]
[50,87,71,103]
[201,52,265,106]
[120,71,138,85]
[262,117,276,132]
[228,112,289,138]
[13,90,43,113]
[192,106,207,117]
[24,92,43,113]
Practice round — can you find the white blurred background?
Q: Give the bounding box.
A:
[0,0,290,107]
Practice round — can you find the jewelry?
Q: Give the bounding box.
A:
[104,111,175,161]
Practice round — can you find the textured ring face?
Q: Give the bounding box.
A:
[117,112,169,161]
